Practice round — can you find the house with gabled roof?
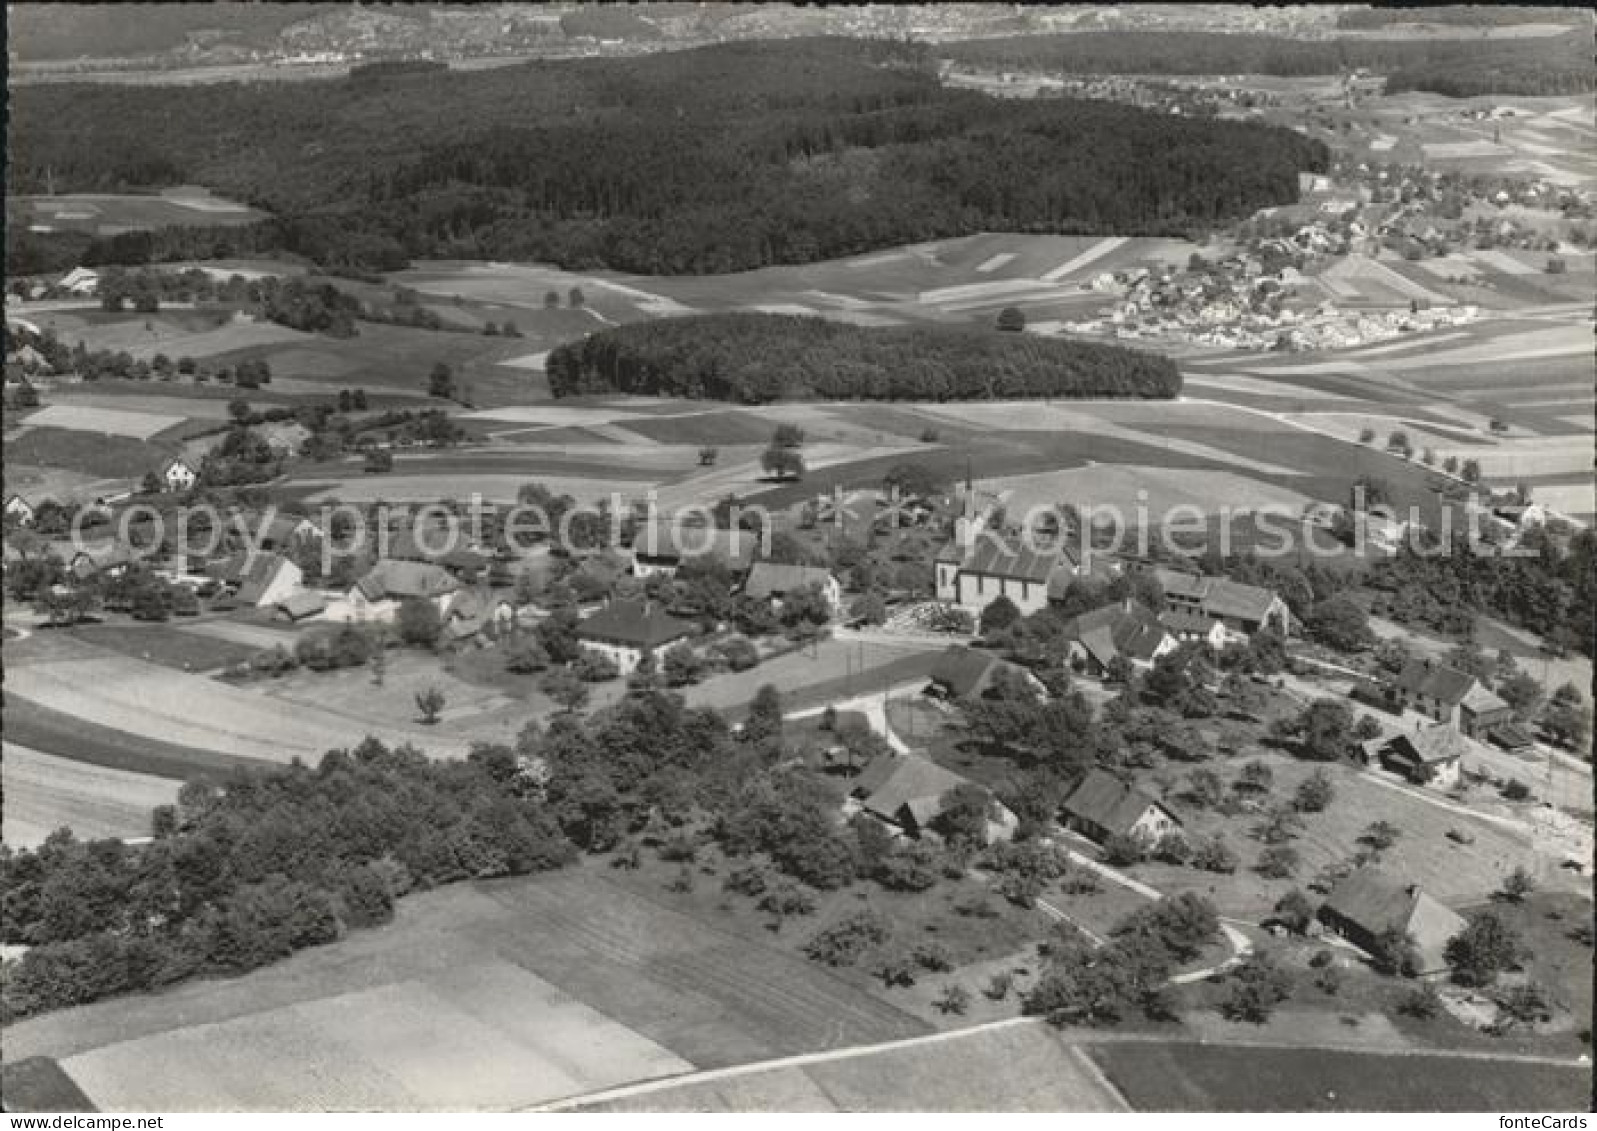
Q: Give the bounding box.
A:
[1059,600,1177,677]
[160,457,199,493]
[274,590,328,623]
[855,754,1016,842]
[1061,768,1182,847]
[209,550,303,608]
[1152,568,1290,641]
[630,517,757,579]
[1385,658,1511,739]
[1159,607,1228,651]
[575,598,694,674]
[926,644,1044,702]
[328,559,462,623]
[935,533,1075,619]
[1362,723,1472,789]
[4,494,38,527]
[743,561,842,616]
[1317,869,1466,976]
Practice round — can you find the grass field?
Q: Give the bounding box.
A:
[4,425,184,479]
[1,871,929,1111]
[4,634,467,763]
[16,188,267,234]
[1087,1042,1592,1112]
[1125,751,1578,918]
[66,622,262,673]
[683,637,948,716]
[22,403,187,439]
[581,1021,1126,1112]
[2,743,180,848]
[2,696,269,783]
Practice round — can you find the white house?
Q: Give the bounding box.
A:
[574,598,695,675]
[1061,769,1182,848]
[329,559,462,623]
[4,494,37,526]
[161,457,199,493]
[57,267,100,296]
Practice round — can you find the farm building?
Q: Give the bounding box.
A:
[1361,724,1473,789]
[630,518,757,579]
[854,755,1016,842]
[1061,768,1182,847]
[209,551,303,608]
[925,644,1044,702]
[575,598,694,675]
[160,457,199,493]
[68,543,135,581]
[1152,568,1290,641]
[1058,600,1177,677]
[4,494,38,526]
[274,590,328,622]
[1385,659,1512,739]
[742,562,843,616]
[1159,608,1228,650]
[56,267,100,295]
[332,560,462,623]
[228,511,320,555]
[1317,869,1466,977]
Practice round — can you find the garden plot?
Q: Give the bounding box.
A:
[1,743,178,848]
[18,403,186,440]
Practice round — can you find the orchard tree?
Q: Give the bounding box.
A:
[995,306,1026,332]
[1541,683,1590,749]
[1304,594,1373,652]
[1445,910,1525,987]
[980,594,1021,637]
[415,686,446,724]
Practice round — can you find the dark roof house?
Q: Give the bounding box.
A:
[353,560,461,603]
[1062,768,1181,843]
[576,599,694,650]
[1317,869,1466,975]
[743,562,836,600]
[1391,659,1478,707]
[1061,601,1173,670]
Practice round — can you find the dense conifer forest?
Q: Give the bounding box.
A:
[7,39,1327,276]
[545,313,1182,403]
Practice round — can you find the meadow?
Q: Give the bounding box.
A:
[2,870,929,1111]
[1,743,179,849]
[1087,1042,1592,1112]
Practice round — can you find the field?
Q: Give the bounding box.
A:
[1,743,179,848]
[2,696,268,783]
[15,187,268,235]
[682,636,948,716]
[64,622,262,673]
[1087,1042,1592,1112]
[4,425,188,479]
[3,632,469,765]
[21,403,187,440]
[579,1022,1127,1112]
[2,870,929,1111]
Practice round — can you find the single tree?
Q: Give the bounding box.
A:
[995,306,1026,332]
[415,686,446,725]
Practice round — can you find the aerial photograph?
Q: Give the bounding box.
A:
[2,1,1593,1116]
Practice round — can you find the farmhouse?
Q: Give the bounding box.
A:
[855,755,1016,842]
[56,267,100,296]
[743,562,843,616]
[1153,568,1290,640]
[160,457,199,493]
[1159,607,1228,650]
[1061,768,1182,847]
[926,644,1044,702]
[209,551,303,608]
[229,511,320,555]
[1317,869,1467,977]
[334,560,462,623]
[935,535,1073,618]
[630,518,757,579]
[1385,658,1512,739]
[575,598,694,675]
[1363,723,1472,789]
[1059,600,1177,677]
[4,494,37,526]
[69,543,135,580]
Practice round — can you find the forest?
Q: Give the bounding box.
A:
[938,30,1594,96]
[6,39,1326,276]
[544,313,1182,403]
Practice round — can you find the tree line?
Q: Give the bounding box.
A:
[546,313,1181,403]
[7,39,1325,277]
